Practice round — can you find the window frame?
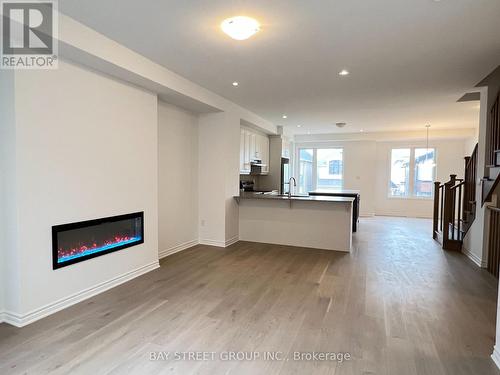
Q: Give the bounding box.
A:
[388,146,437,200]
[296,147,344,192]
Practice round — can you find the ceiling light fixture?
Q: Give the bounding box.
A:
[232,81,239,86]
[221,16,260,40]
[335,122,346,128]
[282,115,287,119]
[297,125,302,128]
[360,129,364,132]
[338,69,350,76]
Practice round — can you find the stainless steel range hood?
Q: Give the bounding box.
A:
[250,160,267,175]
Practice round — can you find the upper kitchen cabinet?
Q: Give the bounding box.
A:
[240,127,269,174]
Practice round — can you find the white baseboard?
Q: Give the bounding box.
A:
[374,212,432,219]
[159,239,198,259]
[462,247,487,268]
[199,238,225,247]
[199,236,239,248]
[225,235,239,247]
[359,213,375,218]
[2,260,159,328]
[492,346,500,369]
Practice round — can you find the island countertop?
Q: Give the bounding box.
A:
[309,189,360,196]
[235,191,355,204]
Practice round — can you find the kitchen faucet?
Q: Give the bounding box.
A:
[288,177,297,198]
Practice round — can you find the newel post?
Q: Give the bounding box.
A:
[442,175,457,245]
[433,181,441,239]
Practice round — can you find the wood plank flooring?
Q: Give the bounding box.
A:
[0,216,499,374]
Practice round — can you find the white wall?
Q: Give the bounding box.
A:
[5,60,159,322]
[0,71,20,318]
[198,112,240,246]
[158,101,199,257]
[464,126,479,155]
[295,136,470,218]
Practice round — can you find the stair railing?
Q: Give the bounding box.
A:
[483,94,500,204]
[486,94,500,168]
[463,143,478,227]
[433,174,464,250]
[486,205,500,278]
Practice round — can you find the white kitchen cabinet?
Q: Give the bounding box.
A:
[240,127,270,174]
[249,133,257,160]
[240,130,246,172]
[241,129,251,173]
[260,135,270,173]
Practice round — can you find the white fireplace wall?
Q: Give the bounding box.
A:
[4,59,159,322]
[0,70,21,319]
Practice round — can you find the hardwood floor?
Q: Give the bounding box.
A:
[0,216,499,374]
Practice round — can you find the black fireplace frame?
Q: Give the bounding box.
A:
[52,211,144,270]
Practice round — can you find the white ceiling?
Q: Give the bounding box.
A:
[60,0,500,135]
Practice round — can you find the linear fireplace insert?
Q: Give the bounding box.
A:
[52,212,144,269]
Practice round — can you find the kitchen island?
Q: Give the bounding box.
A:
[309,189,360,232]
[235,192,354,252]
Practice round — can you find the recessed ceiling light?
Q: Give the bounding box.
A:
[282,115,287,119]
[338,69,350,76]
[360,129,364,132]
[307,131,311,135]
[232,81,239,86]
[221,16,260,40]
[297,125,302,128]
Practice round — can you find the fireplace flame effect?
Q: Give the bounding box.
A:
[57,235,141,263]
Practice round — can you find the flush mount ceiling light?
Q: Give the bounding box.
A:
[338,69,350,76]
[221,16,260,40]
[232,81,239,86]
[297,125,302,128]
[282,115,287,119]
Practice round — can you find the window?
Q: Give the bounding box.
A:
[298,149,313,194]
[317,148,343,189]
[329,160,342,175]
[297,148,343,193]
[389,147,436,198]
[390,149,410,197]
[414,148,436,197]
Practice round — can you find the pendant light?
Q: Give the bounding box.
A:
[425,124,436,167]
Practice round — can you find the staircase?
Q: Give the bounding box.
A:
[433,144,478,250]
[483,93,500,204]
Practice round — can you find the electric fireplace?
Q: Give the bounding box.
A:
[52,212,144,269]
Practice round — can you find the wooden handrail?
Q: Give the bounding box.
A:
[450,181,465,190]
[433,154,477,250]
